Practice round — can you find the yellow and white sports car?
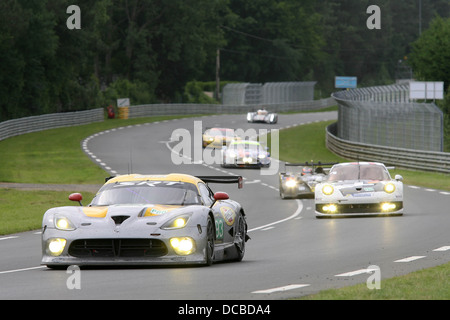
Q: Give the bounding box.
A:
[202,127,239,148]
[41,174,248,268]
[315,162,404,218]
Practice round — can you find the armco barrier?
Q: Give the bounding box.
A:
[0,108,104,141]
[326,122,450,174]
[127,98,335,118]
[0,99,335,142]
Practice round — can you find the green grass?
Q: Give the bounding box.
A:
[299,262,450,300]
[0,189,95,235]
[0,115,199,184]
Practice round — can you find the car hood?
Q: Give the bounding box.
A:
[82,204,183,218]
[328,180,386,196]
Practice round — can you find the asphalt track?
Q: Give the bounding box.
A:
[0,112,449,300]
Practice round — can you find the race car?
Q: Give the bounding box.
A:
[202,127,240,148]
[41,174,249,268]
[221,140,271,168]
[247,109,278,124]
[314,162,404,218]
[279,162,337,199]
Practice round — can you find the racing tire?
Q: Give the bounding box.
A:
[234,216,247,262]
[204,216,215,266]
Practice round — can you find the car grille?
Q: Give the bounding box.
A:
[68,239,168,258]
[316,202,403,214]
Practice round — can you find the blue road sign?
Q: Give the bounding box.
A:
[335,76,357,89]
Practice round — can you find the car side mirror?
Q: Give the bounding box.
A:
[69,193,83,206]
[210,192,229,208]
[394,174,403,181]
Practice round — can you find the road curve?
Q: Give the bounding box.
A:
[0,112,449,300]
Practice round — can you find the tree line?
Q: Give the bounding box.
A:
[0,0,449,121]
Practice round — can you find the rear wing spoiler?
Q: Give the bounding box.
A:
[281,161,338,174]
[197,175,243,189]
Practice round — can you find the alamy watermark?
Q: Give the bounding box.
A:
[366,265,381,290]
[367,5,381,30]
[66,265,81,290]
[66,5,81,30]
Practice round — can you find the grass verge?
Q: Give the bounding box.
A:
[298,262,450,300]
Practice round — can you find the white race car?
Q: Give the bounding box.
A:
[247,109,278,124]
[314,162,403,218]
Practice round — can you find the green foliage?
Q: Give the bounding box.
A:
[183,81,219,104]
[409,16,450,90]
[1,1,450,120]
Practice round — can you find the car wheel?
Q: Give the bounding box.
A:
[233,216,247,262]
[280,187,286,199]
[204,216,215,266]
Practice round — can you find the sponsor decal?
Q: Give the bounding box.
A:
[220,206,236,226]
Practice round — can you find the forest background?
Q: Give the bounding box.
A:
[0,0,449,129]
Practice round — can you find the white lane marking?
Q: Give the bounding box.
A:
[394,256,426,263]
[252,284,310,294]
[433,246,450,252]
[0,236,19,241]
[0,266,46,275]
[335,267,378,277]
[248,200,303,233]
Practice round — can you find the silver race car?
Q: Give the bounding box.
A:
[247,109,278,124]
[221,140,271,168]
[315,162,404,218]
[41,174,249,268]
[279,162,337,199]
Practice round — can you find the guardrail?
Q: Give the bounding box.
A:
[326,122,450,174]
[0,99,335,141]
[127,98,336,118]
[0,108,104,141]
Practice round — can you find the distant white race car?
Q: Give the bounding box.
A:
[314,162,404,218]
[247,109,278,124]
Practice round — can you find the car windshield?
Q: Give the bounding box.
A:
[327,164,390,181]
[229,142,264,152]
[90,181,201,206]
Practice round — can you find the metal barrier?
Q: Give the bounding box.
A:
[332,84,444,152]
[222,82,316,106]
[326,122,450,173]
[128,98,335,118]
[0,108,104,141]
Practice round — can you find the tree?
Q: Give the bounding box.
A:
[409,16,450,90]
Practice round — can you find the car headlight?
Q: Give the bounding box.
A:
[323,204,337,213]
[285,179,297,188]
[161,214,191,230]
[384,183,396,193]
[322,185,334,195]
[258,154,266,159]
[170,237,196,255]
[54,216,76,231]
[47,238,67,256]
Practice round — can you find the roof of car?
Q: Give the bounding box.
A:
[105,173,202,185]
